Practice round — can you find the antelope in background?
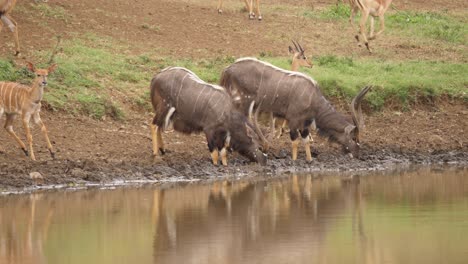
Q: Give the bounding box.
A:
[220,58,370,161]
[150,67,267,166]
[271,40,314,138]
[217,0,262,20]
[0,0,20,56]
[0,0,49,56]
[348,0,393,52]
[0,62,57,160]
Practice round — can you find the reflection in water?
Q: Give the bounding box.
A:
[1,167,467,264]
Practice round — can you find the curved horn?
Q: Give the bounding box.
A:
[350,86,372,142]
[296,41,305,53]
[291,40,300,53]
[253,101,270,151]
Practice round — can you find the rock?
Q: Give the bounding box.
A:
[29,172,43,179]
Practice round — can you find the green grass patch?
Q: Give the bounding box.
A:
[30,4,70,21]
[387,11,467,44]
[261,56,467,110]
[306,3,467,44]
[1,36,466,119]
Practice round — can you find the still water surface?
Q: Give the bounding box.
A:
[1,167,468,264]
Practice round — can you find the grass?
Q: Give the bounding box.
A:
[265,56,467,110]
[387,11,467,44]
[0,34,466,119]
[302,3,467,44]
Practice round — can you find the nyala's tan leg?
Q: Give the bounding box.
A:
[291,138,300,161]
[157,125,165,154]
[4,114,28,156]
[151,123,165,157]
[220,147,228,166]
[34,112,55,158]
[303,135,313,162]
[22,118,35,161]
[211,149,219,165]
[150,123,159,156]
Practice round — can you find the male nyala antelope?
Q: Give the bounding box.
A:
[220,58,370,161]
[0,62,57,160]
[217,0,262,20]
[0,0,20,56]
[348,0,393,53]
[150,67,267,166]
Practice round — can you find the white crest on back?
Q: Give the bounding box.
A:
[162,67,225,91]
[234,57,318,86]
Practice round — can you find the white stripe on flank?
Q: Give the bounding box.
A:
[164,107,175,131]
[15,87,19,111]
[8,84,14,112]
[176,73,189,108]
[164,67,224,91]
[272,74,284,105]
[192,86,207,116]
[234,57,318,86]
[202,92,216,121]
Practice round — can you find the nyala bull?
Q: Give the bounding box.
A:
[150,67,267,166]
[220,58,371,161]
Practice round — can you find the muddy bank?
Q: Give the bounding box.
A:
[1,104,467,192]
[1,138,467,192]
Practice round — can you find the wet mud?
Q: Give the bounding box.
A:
[1,104,467,192]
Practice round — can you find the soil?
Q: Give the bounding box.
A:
[0,0,467,192]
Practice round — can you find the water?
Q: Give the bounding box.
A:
[1,167,468,264]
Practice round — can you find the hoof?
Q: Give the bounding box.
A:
[218,9,223,14]
[14,51,20,57]
[159,148,166,155]
[249,13,255,20]
[354,35,360,42]
[22,148,29,156]
[365,43,372,53]
[50,151,56,159]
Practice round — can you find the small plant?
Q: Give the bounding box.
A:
[141,24,161,32]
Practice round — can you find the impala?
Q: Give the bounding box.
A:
[348,0,393,52]
[0,62,57,160]
[217,0,262,20]
[0,0,20,55]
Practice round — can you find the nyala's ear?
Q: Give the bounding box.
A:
[47,64,58,74]
[288,46,294,54]
[26,62,36,73]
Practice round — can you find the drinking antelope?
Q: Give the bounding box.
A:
[220,58,370,161]
[0,0,20,56]
[348,0,393,52]
[0,62,57,160]
[217,0,262,20]
[150,67,267,166]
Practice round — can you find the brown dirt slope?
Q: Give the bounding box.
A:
[0,0,467,191]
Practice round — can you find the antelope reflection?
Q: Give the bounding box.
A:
[0,194,54,264]
[151,176,352,263]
